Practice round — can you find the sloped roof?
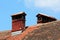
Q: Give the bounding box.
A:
[0,30,11,40]
[7,20,60,40]
[7,26,39,40]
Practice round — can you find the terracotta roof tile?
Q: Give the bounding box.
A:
[7,20,60,40]
[0,30,11,40]
[7,26,39,40]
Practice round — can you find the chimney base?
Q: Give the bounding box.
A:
[11,30,22,36]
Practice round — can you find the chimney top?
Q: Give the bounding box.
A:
[11,12,26,17]
[36,13,56,20]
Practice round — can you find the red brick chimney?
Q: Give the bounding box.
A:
[11,12,26,32]
[36,13,57,24]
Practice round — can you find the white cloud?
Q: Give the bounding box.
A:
[24,0,60,12]
[35,0,59,7]
[34,0,60,11]
[24,0,34,8]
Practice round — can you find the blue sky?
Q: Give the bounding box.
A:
[0,0,60,31]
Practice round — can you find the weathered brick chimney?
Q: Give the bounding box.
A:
[36,13,57,24]
[11,12,26,32]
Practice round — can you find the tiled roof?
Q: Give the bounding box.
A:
[7,26,39,40]
[0,30,11,40]
[7,21,60,40]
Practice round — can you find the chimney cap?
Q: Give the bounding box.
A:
[36,13,57,20]
[11,12,26,17]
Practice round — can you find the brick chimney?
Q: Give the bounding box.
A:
[11,12,26,32]
[36,13,57,24]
